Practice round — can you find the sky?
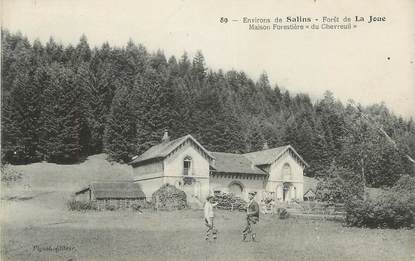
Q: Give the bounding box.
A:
[2,0,415,118]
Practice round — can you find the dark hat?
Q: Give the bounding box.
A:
[206,195,214,200]
[248,192,257,196]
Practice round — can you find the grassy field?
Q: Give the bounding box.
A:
[1,207,414,261]
[1,155,414,261]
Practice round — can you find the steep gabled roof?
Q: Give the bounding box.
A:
[129,134,214,166]
[76,182,146,199]
[243,146,289,165]
[211,152,267,175]
[243,145,309,167]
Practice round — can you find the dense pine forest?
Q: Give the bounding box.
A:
[2,30,414,189]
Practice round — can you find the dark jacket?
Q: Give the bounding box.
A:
[247,200,259,219]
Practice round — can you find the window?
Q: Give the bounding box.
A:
[228,182,243,197]
[183,156,192,176]
[282,163,292,180]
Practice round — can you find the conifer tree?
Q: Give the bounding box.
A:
[1,29,414,187]
[178,52,191,77]
[40,63,81,163]
[135,68,181,154]
[192,50,206,82]
[104,82,137,163]
[2,41,46,163]
[74,35,92,63]
[76,43,118,154]
[45,37,64,64]
[39,64,82,163]
[247,126,266,152]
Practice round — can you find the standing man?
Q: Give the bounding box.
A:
[204,195,218,241]
[242,192,259,242]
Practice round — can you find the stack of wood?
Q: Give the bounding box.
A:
[152,184,188,210]
[213,192,247,211]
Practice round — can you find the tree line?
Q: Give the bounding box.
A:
[2,30,414,188]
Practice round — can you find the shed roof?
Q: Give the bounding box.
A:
[130,134,214,166]
[303,176,319,194]
[304,189,316,198]
[76,182,146,199]
[211,152,267,175]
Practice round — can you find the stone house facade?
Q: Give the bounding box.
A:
[130,131,309,204]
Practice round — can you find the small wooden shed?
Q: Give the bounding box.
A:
[303,189,316,201]
[74,182,146,210]
[303,176,319,201]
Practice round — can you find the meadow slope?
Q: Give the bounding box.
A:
[1,154,414,261]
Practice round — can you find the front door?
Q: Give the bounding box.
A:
[283,182,291,201]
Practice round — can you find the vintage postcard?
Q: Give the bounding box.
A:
[1,0,414,260]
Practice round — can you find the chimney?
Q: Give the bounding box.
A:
[263,141,269,150]
[162,129,170,142]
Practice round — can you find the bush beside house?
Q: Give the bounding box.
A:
[67,199,98,211]
[152,184,187,210]
[345,175,415,229]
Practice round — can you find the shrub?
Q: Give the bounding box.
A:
[345,195,414,228]
[141,200,153,209]
[152,184,187,210]
[131,203,143,212]
[1,164,22,185]
[392,175,415,193]
[315,165,364,203]
[315,176,346,203]
[277,208,289,219]
[67,200,98,211]
[105,204,117,211]
[345,176,415,229]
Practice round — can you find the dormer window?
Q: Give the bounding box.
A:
[183,156,192,176]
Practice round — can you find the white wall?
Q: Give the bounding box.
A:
[269,151,304,182]
[133,161,164,200]
[135,178,163,200]
[161,176,210,201]
[163,141,210,178]
[132,142,307,203]
[134,140,212,202]
[266,150,305,201]
[210,174,266,201]
[163,141,211,201]
[132,161,163,177]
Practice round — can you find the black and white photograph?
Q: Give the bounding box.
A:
[1,0,414,260]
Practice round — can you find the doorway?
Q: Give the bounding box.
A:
[283,182,291,201]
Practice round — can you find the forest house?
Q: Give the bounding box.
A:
[130,131,310,204]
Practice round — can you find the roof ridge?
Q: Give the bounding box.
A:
[243,145,290,155]
[157,134,188,146]
[211,151,244,155]
[130,134,214,165]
